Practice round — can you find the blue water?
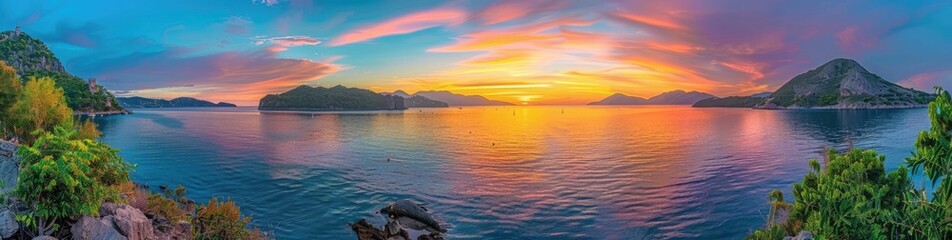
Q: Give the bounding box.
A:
[93,106,930,239]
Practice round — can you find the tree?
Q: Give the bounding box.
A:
[15,126,132,236]
[0,61,22,135]
[6,77,74,144]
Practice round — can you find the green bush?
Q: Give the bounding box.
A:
[194,198,266,240]
[14,127,131,235]
[748,87,952,239]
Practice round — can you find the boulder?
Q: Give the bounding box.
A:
[113,205,155,240]
[0,206,18,238]
[71,216,127,240]
[0,141,18,196]
[100,202,120,216]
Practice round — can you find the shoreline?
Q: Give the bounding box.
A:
[73,110,133,117]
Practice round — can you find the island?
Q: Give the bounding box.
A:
[381,90,449,108]
[758,58,932,109]
[259,85,408,111]
[588,90,716,105]
[692,93,771,108]
[412,90,514,106]
[118,96,237,108]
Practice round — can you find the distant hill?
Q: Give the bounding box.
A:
[692,92,772,108]
[758,58,932,109]
[404,95,449,108]
[0,30,125,114]
[380,90,448,108]
[118,97,237,108]
[413,90,514,106]
[587,93,647,105]
[259,85,407,111]
[589,90,716,105]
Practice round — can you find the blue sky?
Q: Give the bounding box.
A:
[3,0,951,105]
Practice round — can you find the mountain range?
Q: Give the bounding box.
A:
[588,90,717,105]
[117,97,237,108]
[694,59,932,109]
[410,90,515,106]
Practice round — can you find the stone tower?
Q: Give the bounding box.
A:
[14,26,20,36]
[88,78,98,93]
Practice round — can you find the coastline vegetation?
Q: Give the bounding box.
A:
[0,60,266,239]
[747,86,952,239]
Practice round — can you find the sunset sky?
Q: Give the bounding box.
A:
[2,0,951,106]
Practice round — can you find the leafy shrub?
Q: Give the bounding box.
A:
[14,127,130,235]
[148,194,187,222]
[6,77,74,144]
[75,120,101,140]
[194,198,267,240]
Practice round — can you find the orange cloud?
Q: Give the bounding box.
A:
[330,7,468,46]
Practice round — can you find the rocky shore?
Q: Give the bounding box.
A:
[0,140,217,240]
[73,110,133,117]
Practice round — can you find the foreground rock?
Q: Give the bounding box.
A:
[113,205,155,240]
[71,216,127,240]
[0,140,19,239]
[0,207,18,239]
[71,204,163,240]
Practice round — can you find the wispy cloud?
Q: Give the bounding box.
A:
[253,35,321,52]
[329,7,468,46]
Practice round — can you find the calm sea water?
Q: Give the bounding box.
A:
[94,106,930,240]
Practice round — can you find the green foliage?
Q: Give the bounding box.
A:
[23,70,124,112]
[258,85,406,111]
[14,127,131,235]
[745,224,788,240]
[788,149,911,239]
[0,61,22,136]
[748,89,952,239]
[908,87,952,200]
[6,77,74,144]
[194,198,266,240]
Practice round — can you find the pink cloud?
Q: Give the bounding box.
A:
[77,47,342,103]
[477,0,569,25]
[900,71,952,91]
[836,26,875,51]
[330,7,468,46]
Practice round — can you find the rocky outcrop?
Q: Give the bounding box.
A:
[0,206,18,238]
[0,31,67,75]
[71,204,161,240]
[0,141,20,239]
[113,205,155,240]
[0,140,18,195]
[71,216,127,240]
[783,231,814,240]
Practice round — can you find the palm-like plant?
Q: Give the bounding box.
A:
[907,87,952,203]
